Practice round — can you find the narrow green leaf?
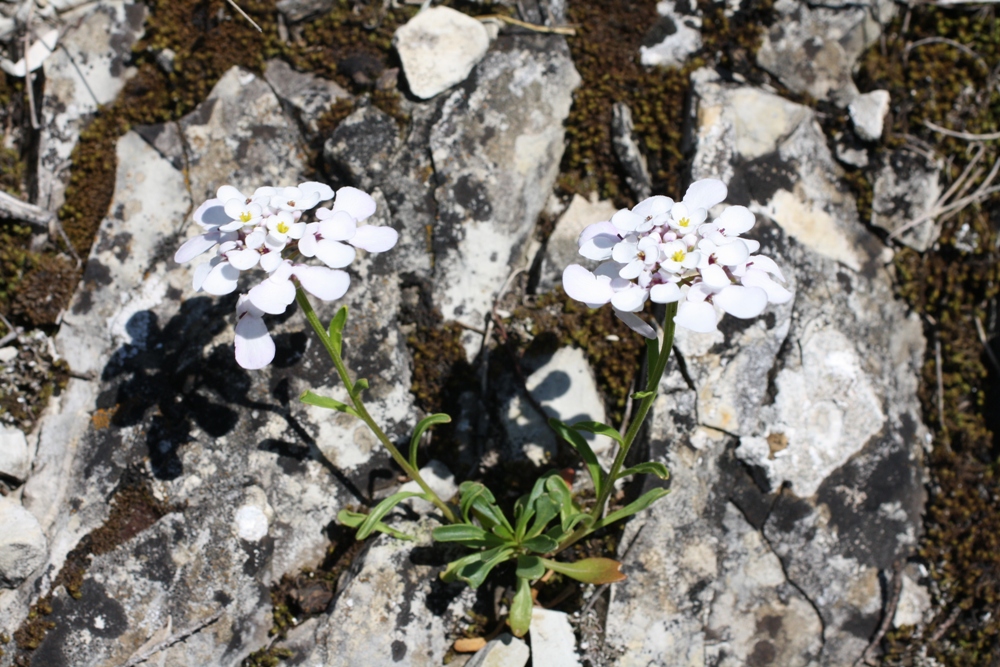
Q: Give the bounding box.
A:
[615,461,670,481]
[492,524,514,541]
[539,557,626,584]
[508,576,533,638]
[592,488,670,531]
[408,413,451,470]
[456,547,515,588]
[559,512,594,535]
[356,491,424,539]
[521,534,559,554]
[432,524,489,543]
[548,418,605,498]
[337,509,412,540]
[525,496,559,540]
[352,378,369,394]
[328,306,348,356]
[514,497,535,543]
[645,337,659,372]
[571,420,625,447]
[441,547,504,584]
[300,390,358,418]
[631,390,655,400]
[545,475,576,530]
[459,482,493,524]
[516,555,546,581]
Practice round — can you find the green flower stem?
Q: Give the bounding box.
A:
[558,301,678,552]
[295,287,457,524]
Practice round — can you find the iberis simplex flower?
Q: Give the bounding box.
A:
[562,178,791,337]
[174,182,398,369]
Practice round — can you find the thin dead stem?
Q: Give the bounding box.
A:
[226,0,262,33]
[477,14,576,35]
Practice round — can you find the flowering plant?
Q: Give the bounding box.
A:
[174,177,788,638]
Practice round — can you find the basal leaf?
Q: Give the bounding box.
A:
[508,576,533,638]
[548,418,605,498]
[539,556,626,584]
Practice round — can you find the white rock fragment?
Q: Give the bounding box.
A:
[640,2,702,67]
[849,89,890,141]
[0,29,59,77]
[0,497,47,587]
[504,347,607,465]
[0,346,17,363]
[538,193,617,292]
[530,608,582,667]
[893,566,932,628]
[0,426,31,483]
[466,633,530,667]
[393,6,491,99]
[399,460,458,508]
[234,506,269,542]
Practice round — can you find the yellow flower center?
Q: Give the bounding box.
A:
[671,250,686,263]
[678,217,691,228]
[276,221,290,234]
[239,211,253,223]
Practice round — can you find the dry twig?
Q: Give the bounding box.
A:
[924,119,1000,142]
[477,14,576,35]
[974,315,1000,374]
[120,609,224,667]
[856,561,904,666]
[225,0,262,33]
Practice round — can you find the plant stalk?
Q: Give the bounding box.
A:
[295,288,457,523]
[557,302,678,552]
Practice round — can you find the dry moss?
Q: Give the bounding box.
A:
[850,5,1000,665]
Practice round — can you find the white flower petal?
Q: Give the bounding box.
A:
[614,310,656,339]
[747,255,785,281]
[632,195,673,219]
[332,187,377,221]
[579,234,618,261]
[317,211,358,241]
[741,268,793,304]
[227,249,260,270]
[611,209,643,232]
[715,205,755,236]
[351,225,398,252]
[298,181,335,202]
[194,199,232,228]
[298,229,318,257]
[175,233,219,263]
[562,264,613,305]
[610,284,648,312]
[683,178,728,210]
[202,261,241,295]
[714,285,768,318]
[713,239,751,266]
[248,277,296,315]
[579,221,619,245]
[192,260,214,292]
[650,282,681,303]
[701,264,731,288]
[259,250,284,273]
[217,185,246,203]
[619,259,645,280]
[674,300,718,333]
[315,239,357,269]
[293,266,351,301]
[612,239,638,264]
[235,311,275,370]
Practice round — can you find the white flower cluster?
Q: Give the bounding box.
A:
[174,182,398,369]
[562,179,791,337]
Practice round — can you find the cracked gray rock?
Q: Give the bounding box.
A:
[605,68,927,667]
[429,35,579,354]
[871,148,943,252]
[36,0,147,211]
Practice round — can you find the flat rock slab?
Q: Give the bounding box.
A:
[394,6,491,100]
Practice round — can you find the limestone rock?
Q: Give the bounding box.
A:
[757,0,895,105]
[504,347,606,465]
[0,498,46,588]
[606,68,929,667]
[466,634,529,667]
[536,193,617,293]
[36,1,146,210]
[639,0,703,67]
[276,0,335,23]
[294,518,478,666]
[324,104,401,192]
[530,608,581,667]
[871,149,943,252]
[0,427,30,483]
[8,67,406,666]
[264,59,351,139]
[429,36,579,354]
[849,89,891,141]
[611,102,652,200]
[394,6,491,100]
[893,565,933,628]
